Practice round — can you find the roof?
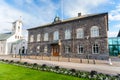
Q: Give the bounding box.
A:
[27,12,108,30]
[12,39,26,44]
[0,32,13,40]
[117,30,120,37]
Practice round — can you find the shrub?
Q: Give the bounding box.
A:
[9,60,14,63]
[16,61,20,64]
[70,69,76,73]
[5,60,9,62]
[1,59,4,61]
[90,70,97,78]
[41,64,46,68]
[23,62,28,65]
[54,66,59,70]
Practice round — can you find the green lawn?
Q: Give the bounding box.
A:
[0,62,88,80]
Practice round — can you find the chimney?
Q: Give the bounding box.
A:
[78,13,81,17]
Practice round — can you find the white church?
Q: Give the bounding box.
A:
[0,19,27,55]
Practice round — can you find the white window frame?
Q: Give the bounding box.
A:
[92,44,99,54]
[91,26,99,37]
[53,31,59,40]
[65,29,71,39]
[37,34,41,42]
[30,35,34,42]
[65,46,70,53]
[44,33,48,41]
[76,28,84,39]
[44,46,48,53]
[77,45,84,54]
[36,46,40,53]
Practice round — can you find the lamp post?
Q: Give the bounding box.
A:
[58,39,62,61]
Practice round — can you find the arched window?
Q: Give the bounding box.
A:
[44,33,48,41]
[77,45,83,54]
[65,29,71,39]
[76,28,84,38]
[53,31,59,40]
[37,34,41,41]
[91,26,99,37]
[92,44,99,54]
[30,35,34,42]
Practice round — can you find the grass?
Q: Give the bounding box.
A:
[0,62,88,80]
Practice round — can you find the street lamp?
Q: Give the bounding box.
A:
[58,39,62,61]
[58,39,61,56]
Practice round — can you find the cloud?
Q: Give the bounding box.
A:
[109,4,120,21]
[0,0,58,40]
[62,0,109,17]
[108,31,118,37]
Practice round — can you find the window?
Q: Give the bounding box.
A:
[76,28,84,38]
[91,26,99,37]
[37,34,41,41]
[53,31,59,40]
[44,46,47,53]
[36,46,40,53]
[44,33,48,41]
[65,29,71,39]
[65,46,70,53]
[92,44,99,54]
[30,35,34,42]
[77,45,83,54]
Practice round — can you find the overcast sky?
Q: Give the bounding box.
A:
[0,0,120,40]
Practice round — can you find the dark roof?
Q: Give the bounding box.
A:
[0,33,13,40]
[27,12,108,30]
[117,30,120,37]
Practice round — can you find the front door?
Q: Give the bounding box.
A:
[52,45,59,56]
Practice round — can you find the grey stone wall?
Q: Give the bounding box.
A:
[27,13,109,60]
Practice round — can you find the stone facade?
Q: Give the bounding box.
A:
[27,13,109,60]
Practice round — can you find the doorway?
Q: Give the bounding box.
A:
[52,44,59,56]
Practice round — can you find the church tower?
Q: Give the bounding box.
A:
[12,19,23,39]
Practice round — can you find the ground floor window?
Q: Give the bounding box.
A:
[92,44,99,54]
[44,46,48,53]
[36,46,40,53]
[77,45,83,54]
[65,46,70,53]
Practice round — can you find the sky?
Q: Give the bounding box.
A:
[0,0,120,40]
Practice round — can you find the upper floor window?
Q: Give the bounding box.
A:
[92,44,99,54]
[37,34,41,42]
[91,26,99,37]
[65,29,71,39]
[77,45,83,54]
[53,31,59,40]
[44,33,48,41]
[76,28,84,38]
[30,35,34,42]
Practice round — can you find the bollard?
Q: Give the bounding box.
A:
[80,58,82,63]
[93,59,96,64]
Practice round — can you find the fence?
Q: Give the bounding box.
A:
[13,54,108,65]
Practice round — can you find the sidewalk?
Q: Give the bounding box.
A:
[0,56,120,75]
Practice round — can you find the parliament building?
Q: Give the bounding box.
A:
[27,13,109,59]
